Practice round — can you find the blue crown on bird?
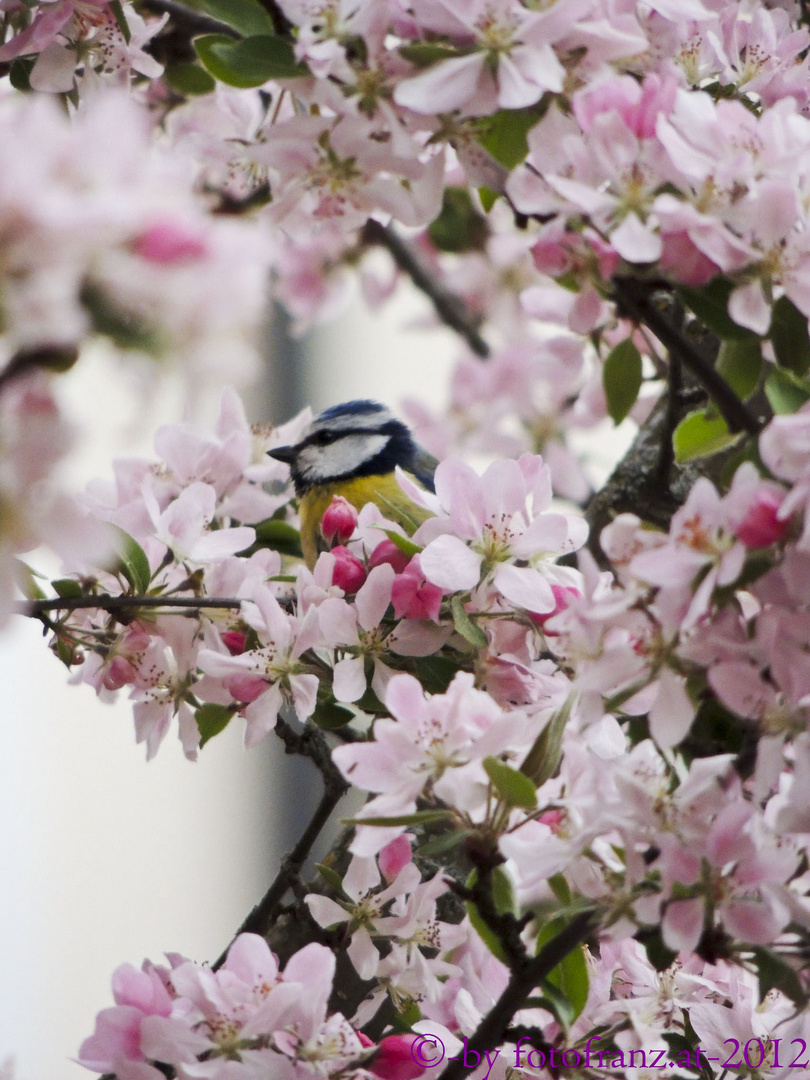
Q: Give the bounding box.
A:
[268,400,436,495]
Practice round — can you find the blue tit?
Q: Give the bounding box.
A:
[267,400,438,568]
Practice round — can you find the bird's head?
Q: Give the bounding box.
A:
[268,400,421,496]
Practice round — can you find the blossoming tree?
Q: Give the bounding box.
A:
[5,0,810,1076]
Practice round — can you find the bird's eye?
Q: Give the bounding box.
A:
[314,430,335,445]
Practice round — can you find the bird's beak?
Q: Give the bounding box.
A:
[267,444,296,465]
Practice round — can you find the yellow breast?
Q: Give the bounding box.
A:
[299,472,432,568]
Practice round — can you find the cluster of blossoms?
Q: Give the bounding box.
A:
[21,384,803,1077]
[0,90,266,382]
[7,0,810,496]
[9,0,810,1075]
[78,928,441,1079]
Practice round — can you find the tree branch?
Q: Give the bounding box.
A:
[213,787,346,969]
[612,278,763,435]
[14,594,245,617]
[437,910,597,1080]
[362,219,491,359]
[0,345,79,394]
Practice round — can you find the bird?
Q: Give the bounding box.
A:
[267,400,438,568]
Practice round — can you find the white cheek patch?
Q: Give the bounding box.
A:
[299,433,390,483]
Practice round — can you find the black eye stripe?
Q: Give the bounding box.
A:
[300,425,395,448]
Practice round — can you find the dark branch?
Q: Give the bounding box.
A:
[14,594,245,617]
[213,715,348,969]
[213,787,345,969]
[612,278,763,435]
[437,911,597,1080]
[0,345,79,394]
[448,876,530,970]
[362,219,491,359]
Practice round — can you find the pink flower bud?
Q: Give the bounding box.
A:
[527,585,581,629]
[539,808,564,832]
[320,496,359,544]
[132,220,208,264]
[102,655,137,691]
[357,1032,374,1048]
[370,1035,426,1080]
[368,539,411,574]
[378,834,413,883]
[391,556,443,621]
[226,673,267,703]
[734,489,791,548]
[331,545,367,593]
[221,631,247,655]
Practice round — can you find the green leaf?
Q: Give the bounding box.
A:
[764,366,810,414]
[428,187,489,254]
[164,62,217,96]
[716,337,762,400]
[416,829,472,857]
[194,33,307,87]
[315,862,349,898]
[520,697,572,785]
[603,338,643,424]
[398,42,468,68]
[483,756,537,809]
[677,279,760,341]
[108,0,131,43]
[672,409,741,463]
[9,58,35,92]
[52,578,83,599]
[195,703,236,748]
[201,0,275,36]
[548,873,572,906]
[770,295,810,375]
[535,917,590,1027]
[478,186,498,212]
[751,946,807,1008]
[80,282,163,354]
[634,926,677,972]
[107,525,152,594]
[15,560,47,601]
[451,595,487,649]
[344,810,454,827]
[252,517,303,558]
[311,699,355,730]
[380,529,422,558]
[476,106,544,170]
[411,655,462,694]
[464,866,516,964]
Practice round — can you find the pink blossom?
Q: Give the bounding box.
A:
[414,455,586,614]
[368,538,412,574]
[391,555,444,622]
[330,544,367,593]
[320,495,359,544]
[132,220,209,264]
[369,1034,427,1079]
[378,834,413,883]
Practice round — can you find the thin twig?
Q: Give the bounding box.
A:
[14,594,245,617]
[612,278,762,435]
[213,715,348,969]
[437,910,597,1080]
[362,219,491,359]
